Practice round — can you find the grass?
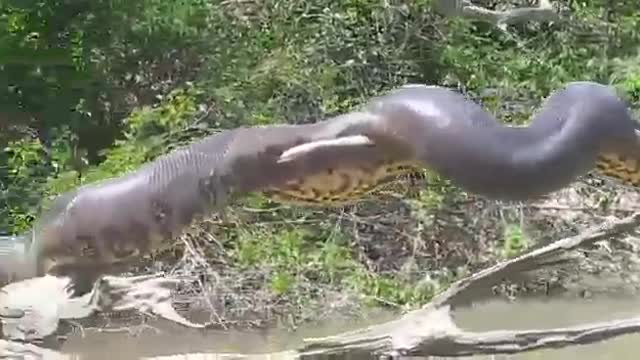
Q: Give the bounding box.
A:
[501,223,531,259]
[139,177,480,328]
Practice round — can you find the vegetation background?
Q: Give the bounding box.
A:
[2,0,640,328]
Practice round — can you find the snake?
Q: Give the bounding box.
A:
[0,81,637,286]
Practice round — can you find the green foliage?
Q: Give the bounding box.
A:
[501,223,530,259]
[1,0,219,232]
[1,0,217,180]
[1,138,48,232]
[234,227,361,294]
[440,1,640,123]
[233,225,438,306]
[46,88,211,201]
[125,86,206,139]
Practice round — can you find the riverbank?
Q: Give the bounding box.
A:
[118,173,640,330]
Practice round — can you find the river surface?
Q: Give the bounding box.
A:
[6,294,640,359]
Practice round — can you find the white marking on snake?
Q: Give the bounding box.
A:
[277,135,374,163]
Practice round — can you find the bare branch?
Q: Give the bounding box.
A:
[433,0,560,30]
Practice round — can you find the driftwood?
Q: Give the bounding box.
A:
[0,273,205,342]
[1,213,640,358]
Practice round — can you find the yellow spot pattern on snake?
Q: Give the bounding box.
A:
[262,160,421,206]
[596,153,640,187]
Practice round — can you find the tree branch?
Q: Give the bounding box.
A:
[433,0,560,30]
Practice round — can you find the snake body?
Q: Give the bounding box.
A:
[1,81,638,283]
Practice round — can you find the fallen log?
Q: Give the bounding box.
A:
[1,213,639,358]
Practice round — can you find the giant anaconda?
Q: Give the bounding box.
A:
[0,81,638,284]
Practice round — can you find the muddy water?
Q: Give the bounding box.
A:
[455,295,640,360]
[28,295,640,359]
[58,310,398,359]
